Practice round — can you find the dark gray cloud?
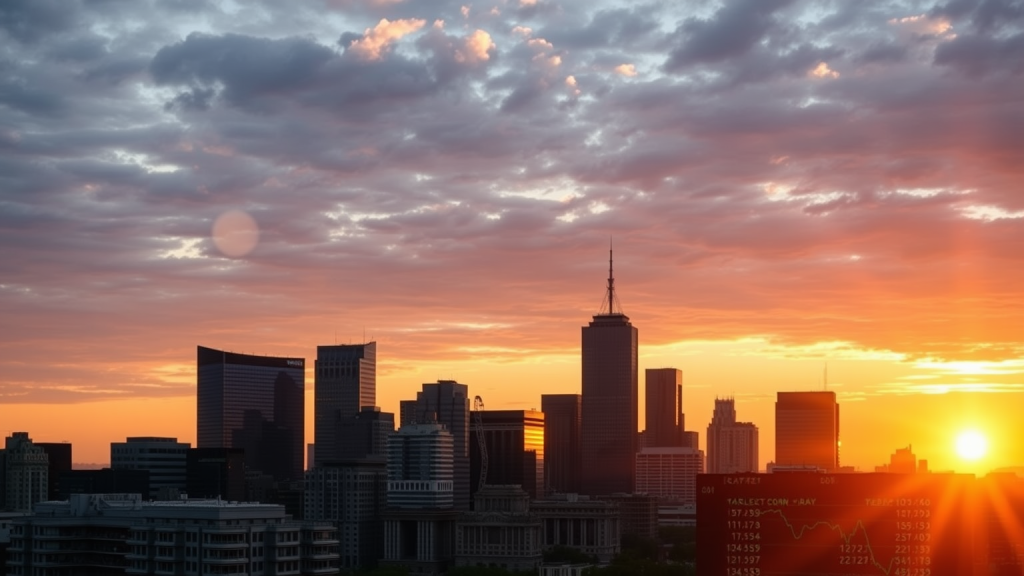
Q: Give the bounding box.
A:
[0,0,1023,407]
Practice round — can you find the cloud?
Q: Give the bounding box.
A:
[456,29,495,64]
[347,18,427,61]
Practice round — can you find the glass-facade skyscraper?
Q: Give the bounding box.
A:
[774,391,839,471]
[580,249,638,496]
[314,342,376,466]
[197,345,305,481]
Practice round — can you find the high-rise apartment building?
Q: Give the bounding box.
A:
[469,410,544,499]
[111,437,189,499]
[635,447,704,504]
[581,249,638,496]
[645,368,683,447]
[305,458,387,570]
[3,432,49,512]
[196,345,305,482]
[314,342,376,467]
[775,391,839,471]
[407,380,471,510]
[381,424,458,574]
[541,394,581,495]
[706,398,759,473]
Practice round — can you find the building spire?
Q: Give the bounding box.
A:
[607,238,615,314]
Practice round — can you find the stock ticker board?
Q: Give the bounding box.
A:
[697,472,976,576]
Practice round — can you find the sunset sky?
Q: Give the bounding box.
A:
[1,0,1022,475]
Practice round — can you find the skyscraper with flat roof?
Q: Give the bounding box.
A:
[645,368,683,448]
[775,391,839,471]
[541,394,581,495]
[197,345,305,481]
[314,342,376,467]
[581,248,638,496]
[408,380,471,510]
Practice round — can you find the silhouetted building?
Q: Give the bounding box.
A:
[455,485,541,571]
[111,437,189,499]
[7,493,339,575]
[58,468,150,499]
[635,447,704,504]
[314,342,376,467]
[186,447,245,501]
[36,443,72,502]
[3,432,48,512]
[197,345,305,482]
[645,368,683,447]
[335,406,395,460]
[541,394,581,495]
[682,430,700,450]
[469,410,544,499]
[706,398,759,473]
[775,391,839,471]
[305,458,387,571]
[581,249,638,496]
[602,493,658,540]
[407,380,471,510]
[382,423,458,575]
[532,494,620,563]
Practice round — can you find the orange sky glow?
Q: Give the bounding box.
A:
[1,1,1022,477]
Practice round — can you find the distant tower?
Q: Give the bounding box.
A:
[409,380,471,510]
[645,368,684,447]
[314,342,377,467]
[541,394,581,495]
[111,437,189,499]
[581,245,638,496]
[775,391,839,471]
[706,398,759,473]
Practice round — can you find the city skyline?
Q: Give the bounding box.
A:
[2,0,1023,477]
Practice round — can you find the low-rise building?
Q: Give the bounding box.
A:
[531,494,619,563]
[5,493,339,576]
[455,485,541,571]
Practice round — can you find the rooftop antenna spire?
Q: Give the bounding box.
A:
[606,237,616,314]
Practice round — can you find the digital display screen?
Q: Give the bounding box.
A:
[697,473,975,576]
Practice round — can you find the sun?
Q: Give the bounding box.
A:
[955,430,988,461]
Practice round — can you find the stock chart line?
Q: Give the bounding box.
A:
[761,509,898,576]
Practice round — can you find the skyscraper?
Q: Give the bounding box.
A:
[197,345,305,481]
[3,432,49,512]
[645,368,683,447]
[706,398,759,473]
[314,342,376,467]
[541,394,581,495]
[408,380,471,510]
[469,410,544,499]
[774,391,839,471]
[581,248,638,496]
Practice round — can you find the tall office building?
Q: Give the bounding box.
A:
[111,437,189,499]
[3,432,48,512]
[775,391,839,471]
[408,380,471,510]
[581,248,638,496]
[540,394,581,495]
[469,410,544,499]
[335,406,395,461]
[305,459,388,570]
[381,424,458,573]
[197,345,305,482]
[36,442,72,502]
[314,342,376,467]
[706,398,759,473]
[645,368,684,447]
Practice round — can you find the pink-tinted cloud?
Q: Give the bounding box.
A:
[347,17,427,60]
[0,0,1022,408]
